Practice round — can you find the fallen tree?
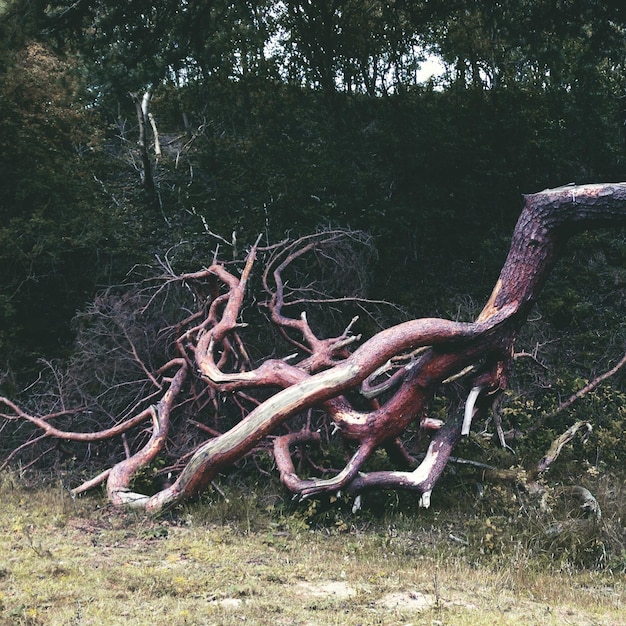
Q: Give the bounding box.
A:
[1,183,626,514]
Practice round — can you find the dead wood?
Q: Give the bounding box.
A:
[1,184,625,513]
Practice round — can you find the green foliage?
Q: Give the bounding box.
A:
[0,43,148,381]
[424,0,626,91]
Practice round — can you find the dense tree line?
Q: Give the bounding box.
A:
[0,1,625,480]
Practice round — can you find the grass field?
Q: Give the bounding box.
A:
[0,471,624,625]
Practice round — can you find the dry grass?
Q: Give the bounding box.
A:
[0,471,624,625]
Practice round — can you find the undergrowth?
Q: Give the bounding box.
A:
[172,460,626,574]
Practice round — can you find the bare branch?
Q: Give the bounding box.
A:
[557,352,626,413]
[527,350,626,435]
[0,396,154,442]
[536,421,593,474]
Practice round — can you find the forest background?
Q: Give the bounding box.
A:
[0,0,625,504]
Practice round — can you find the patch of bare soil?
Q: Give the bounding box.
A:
[376,590,436,611]
[295,580,357,599]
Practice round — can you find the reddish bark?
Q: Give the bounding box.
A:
[1,184,625,513]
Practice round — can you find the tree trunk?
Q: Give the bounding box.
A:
[130,89,157,197]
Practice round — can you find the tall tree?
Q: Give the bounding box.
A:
[421,0,626,91]
[277,0,425,96]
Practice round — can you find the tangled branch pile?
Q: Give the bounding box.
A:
[2,184,626,515]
